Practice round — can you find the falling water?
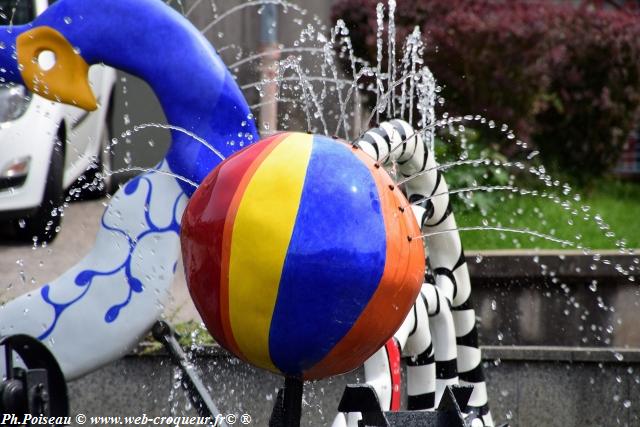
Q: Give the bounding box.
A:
[202,2,639,423]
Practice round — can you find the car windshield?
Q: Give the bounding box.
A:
[0,0,34,26]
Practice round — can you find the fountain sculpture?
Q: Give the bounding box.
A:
[0,0,504,425]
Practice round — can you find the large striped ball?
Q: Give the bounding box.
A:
[181,132,425,380]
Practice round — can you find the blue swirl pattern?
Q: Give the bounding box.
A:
[39,173,185,340]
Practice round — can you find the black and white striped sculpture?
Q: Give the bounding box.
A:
[333,120,493,427]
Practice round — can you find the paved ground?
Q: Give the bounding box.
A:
[0,198,199,323]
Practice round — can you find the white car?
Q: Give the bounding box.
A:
[0,0,116,242]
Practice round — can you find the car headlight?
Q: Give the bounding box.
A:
[1,156,31,179]
[0,84,32,123]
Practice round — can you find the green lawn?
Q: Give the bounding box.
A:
[451,179,640,251]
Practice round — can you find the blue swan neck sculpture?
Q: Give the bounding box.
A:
[0,0,258,193]
[0,0,257,379]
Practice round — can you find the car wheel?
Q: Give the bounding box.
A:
[73,118,114,199]
[14,134,65,244]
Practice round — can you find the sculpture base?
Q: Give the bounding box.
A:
[337,384,475,427]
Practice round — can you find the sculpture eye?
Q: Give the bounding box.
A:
[37,49,56,71]
[16,25,97,110]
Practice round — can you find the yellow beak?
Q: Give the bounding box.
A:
[17,26,97,111]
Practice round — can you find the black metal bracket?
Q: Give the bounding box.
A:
[269,376,304,427]
[0,334,68,419]
[152,321,227,427]
[338,384,472,427]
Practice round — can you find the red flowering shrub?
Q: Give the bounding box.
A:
[331,0,640,184]
[533,7,640,184]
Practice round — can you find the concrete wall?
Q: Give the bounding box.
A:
[67,347,640,426]
[467,252,640,348]
[68,351,356,427]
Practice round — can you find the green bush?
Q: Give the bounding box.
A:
[434,129,511,215]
